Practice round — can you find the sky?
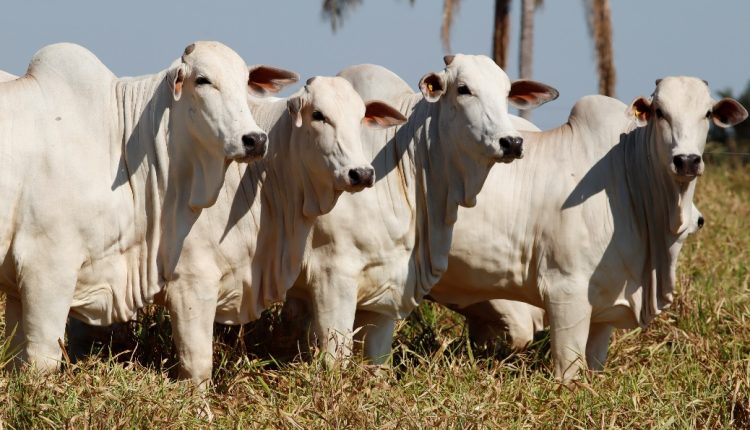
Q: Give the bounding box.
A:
[0,1,747,130]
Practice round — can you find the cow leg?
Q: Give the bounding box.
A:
[586,323,613,371]
[353,310,395,364]
[4,296,26,367]
[546,293,591,383]
[310,279,358,366]
[166,282,218,388]
[19,272,77,373]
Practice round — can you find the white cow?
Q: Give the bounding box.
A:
[448,202,704,351]
[160,76,406,386]
[430,77,747,381]
[288,55,559,362]
[0,41,296,371]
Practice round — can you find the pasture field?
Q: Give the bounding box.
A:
[0,156,748,429]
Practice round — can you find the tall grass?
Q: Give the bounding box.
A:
[0,162,748,429]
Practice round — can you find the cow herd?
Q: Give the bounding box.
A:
[0,41,746,392]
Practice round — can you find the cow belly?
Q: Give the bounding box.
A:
[71,249,151,325]
[592,303,638,329]
[357,258,416,319]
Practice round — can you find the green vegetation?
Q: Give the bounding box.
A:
[0,160,748,429]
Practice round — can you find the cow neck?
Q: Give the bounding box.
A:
[397,95,494,304]
[241,98,313,318]
[114,72,173,299]
[621,122,696,326]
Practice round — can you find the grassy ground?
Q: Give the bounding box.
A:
[0,160,748,429]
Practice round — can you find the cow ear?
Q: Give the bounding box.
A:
[363,100,407,128]
[168,64,187,101]
[628,96,652,126]
[508,80,559,109]
[248,65,299,97]
[419,72,446,102]
[287,91,308,128]
[711,98,748,128]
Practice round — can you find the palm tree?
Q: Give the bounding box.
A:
[517,0,537,118]
[440,0,615,98]
[584,0,616,96]
[322,0,616,100]
[493,0,512,69]
[322,0,363,32]
[440,0,542,119]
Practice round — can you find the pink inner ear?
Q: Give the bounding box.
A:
[251,81,281,92]
[249,66,300,93]
[421,74,444,95]
[631,97,652,122]
[712,98,749,127]
[509,80,559,108]
[364,101,407,127]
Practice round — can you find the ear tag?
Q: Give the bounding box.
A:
[427,83,433,92]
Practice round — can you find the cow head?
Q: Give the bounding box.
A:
[287,76,406,217]
[168,41,298,209]
[418,54,558,164]
[628,77,747,183]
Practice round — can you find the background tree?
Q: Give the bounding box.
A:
[322,0,363,32]
[584,0,616,97]
[440,0,615,100]
[709,82,750,166]
[322,0,616,117]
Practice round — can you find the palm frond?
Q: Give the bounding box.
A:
[322,0,363,33]
[441,0,461,54]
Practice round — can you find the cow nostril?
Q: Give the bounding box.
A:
[242,134,256,149]
[698,216,705,229]
[360,167,375,187]
[499,136,523,157]
[348,167,375,187]
[673,154,702,174]
[499,137,512,152]
[242,132,268,154]
[348,169,361,186]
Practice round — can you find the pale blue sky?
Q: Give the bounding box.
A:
[0,1,747,130]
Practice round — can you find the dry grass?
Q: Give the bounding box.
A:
[0,160,748,429]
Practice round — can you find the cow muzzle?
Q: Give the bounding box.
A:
[497,136,524,162]
[240,132,268,160]
[346,166,375,190]
[672,154,703,181]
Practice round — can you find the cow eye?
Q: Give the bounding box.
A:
[457,84,472,96]
[312,110,326,122]
[195,76,212,86]
[705,110,712,119]
[655,108,664,119]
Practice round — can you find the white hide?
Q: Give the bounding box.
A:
[164,76,405,386]
[288,56,559,363]
[451,201,705,351]
[430,78,746,381]
[0,42,269,371]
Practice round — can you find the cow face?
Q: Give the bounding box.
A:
[419,54,558,164]
[170,41,297,163]
[287,76,405,216]
[629,77,748,183]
